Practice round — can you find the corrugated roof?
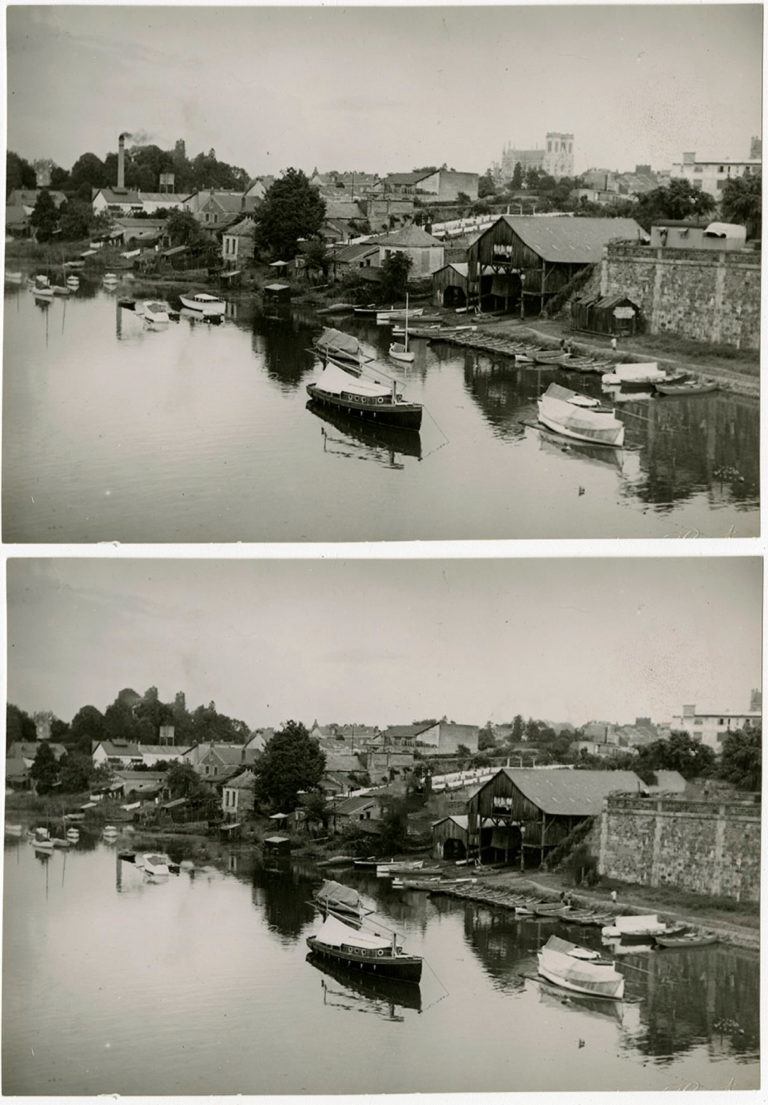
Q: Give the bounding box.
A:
[492,216,645,263]
[496,767,643,815]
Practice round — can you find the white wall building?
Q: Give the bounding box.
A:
[670,704,761,751]
[670,152,760,197]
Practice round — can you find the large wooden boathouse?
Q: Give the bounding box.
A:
[466,216,645,315]
[466,768,643,866]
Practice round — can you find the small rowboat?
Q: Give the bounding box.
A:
[655,379,719,396]
[655,931,718,948]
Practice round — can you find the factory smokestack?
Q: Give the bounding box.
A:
[118,132,131,190]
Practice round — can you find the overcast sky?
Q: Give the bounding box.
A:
[6,5,762,179]
[6,557,762,730]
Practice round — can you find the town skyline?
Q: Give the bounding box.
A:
[7,557,762,733]
[7,5,762,179]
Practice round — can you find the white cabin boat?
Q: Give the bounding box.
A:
[142,301,171,327]
[537,935,624,999]
[537,383,625,447]
[179,292,225,317]
[601,362,666,388]
[143,853,171,878]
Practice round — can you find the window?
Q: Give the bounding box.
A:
[694,717,703,725]
[718,718,724,725]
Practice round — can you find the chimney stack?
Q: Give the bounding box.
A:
[118,133,126,189]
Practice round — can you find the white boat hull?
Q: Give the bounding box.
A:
[180,294,225,317]
[389,344,414,363]
[538,410,625,447]
[538,960,625,999]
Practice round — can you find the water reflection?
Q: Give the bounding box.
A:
[306,400,422,467]
[307,953,422,1019]
[249,857,316,940]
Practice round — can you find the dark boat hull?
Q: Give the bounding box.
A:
[306,936,423,982]
[306,383,422,430]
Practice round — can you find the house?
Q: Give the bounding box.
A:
[5,757,32,789]
[416,721,479,757]
[113,218,169,248]
[243,177,275,211]
[432,262,469,308]
[187,191,245,231]
[373,172,426,196]
[364,749,414,785]
[91,188,143,217]
[187,743,245,781]
[415,169,479,204]
[221,216,256,268]
[382,724,430,746]
[466,215,646,314]
[466,767,644,865]
[221,769,257,820]
[113,770,167,799]
[8,188,68,211]
[670,151,760,198]
[325,750,367,776]
[92,740,143,770]
[375,225,445,277]
[332,793,384,828]
[243,729,274,763]
[137,192,189,215]
[139,744,189,768]
[5,204,32,238]
[8,741,67,766]
[669,703,761,752]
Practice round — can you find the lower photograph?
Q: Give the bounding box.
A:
[3,555,762,1095]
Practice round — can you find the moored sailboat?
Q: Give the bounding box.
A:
[388,294,415,363]
[306,358,422,430]
[306,913,423,982]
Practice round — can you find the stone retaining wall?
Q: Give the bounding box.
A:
[600,244,760,350]
[599,795,760,902]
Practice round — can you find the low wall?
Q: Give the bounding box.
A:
[599,795,760,902]
[600,244,760,350]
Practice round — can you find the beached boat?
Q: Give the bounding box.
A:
[655,379,718,396]
[179,292,225,317]
[352,304,379,316]
[388,295,415,363]
[537,935,625,999]
[537,382,625,447]
[307,360,422,430]
[314,327,374,368]
[533,350,570,366]
[601,914,672,944]
[306,913,422,982]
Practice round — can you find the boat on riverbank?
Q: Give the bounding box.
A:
[537,934,625,999]
[655,379,718,397]
[306,913,423,981]
[307,360,422,430]
[656,931,718,949]
[537,382,625,447]
[601,362,667,390]
[179,292,225,317]
[376,305,425,324]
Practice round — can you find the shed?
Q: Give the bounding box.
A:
[466,768,643,866]
[263,834,292,855]
[570,293,641,337]
[432,262,469,308]
[263,282,292,301]
[467,216,645,315]
[432,814,469,860]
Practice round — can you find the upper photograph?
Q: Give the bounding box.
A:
[3,5,761,543]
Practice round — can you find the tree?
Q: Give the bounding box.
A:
[30,742,59,794]
[59,751,92,793]
[718,726,761,791]
[166,762,209,800]
[6,151,36,196]
[69,152,107,198]
[30,190,59,241]
[302,790,331,833]
[634,179,716,230]
[379,250,413,303]
[511,715,524,742]
[478,171,497,199]
[256,168,326,259]
[59,199,92,241]
[511,162,523,190]
[378,796,408,854]
[720,173,761,239]
[166,209,211,250]
[635,730,716,780]
[50,165,70,190]
[70,705,105,754]
[6,703,37,749]
[478,725,496,751]
[256,721,326,811]
[303,238,330,282]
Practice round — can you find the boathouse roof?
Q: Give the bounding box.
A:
[470,767,644,815]
[481,216,646,264]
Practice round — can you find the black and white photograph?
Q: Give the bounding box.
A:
[2,4,761,542]
[2,556,762,1095]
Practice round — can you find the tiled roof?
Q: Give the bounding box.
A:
[223,217,256,237]
[224,770,257,790]
[384,724,430,740]
[336,794,379,815]
[376,225,443,248]
[96,189,142,205]
[96,741,142,758]
[488,767,643,815]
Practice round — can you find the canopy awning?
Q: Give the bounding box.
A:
[316,362,390,398]
[314,914,391,950]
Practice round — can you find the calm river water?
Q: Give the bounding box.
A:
[3,837,759,1095]
[2,280,759,541]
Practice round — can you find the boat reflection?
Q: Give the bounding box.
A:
[306,400,421,467]
[533,423,624,471]
[306,952,422,1020]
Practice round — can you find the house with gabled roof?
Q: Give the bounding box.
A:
[416,721,479,757]
[375,225,445,276]
[332,240,379,278]
[221,216,256,268]
[186,191,246,231]
[222,769,257,820]
[92,740,143,770]
[185,743,245,782]
[382,724,431,746]
[91,188,143,216]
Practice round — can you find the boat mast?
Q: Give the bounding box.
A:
[404,292,409,355]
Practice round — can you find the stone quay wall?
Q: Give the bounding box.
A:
[600,244,761,351]
[598,795,760,902]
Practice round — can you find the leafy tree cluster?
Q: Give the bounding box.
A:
[255,168,326,259]
[720,172,761,239]
[717,725,761,791]
[379,250,413,302]
[6,151,37,196]
[633,179,716,231]
[633,730,716,780]
[255,721,326,812]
